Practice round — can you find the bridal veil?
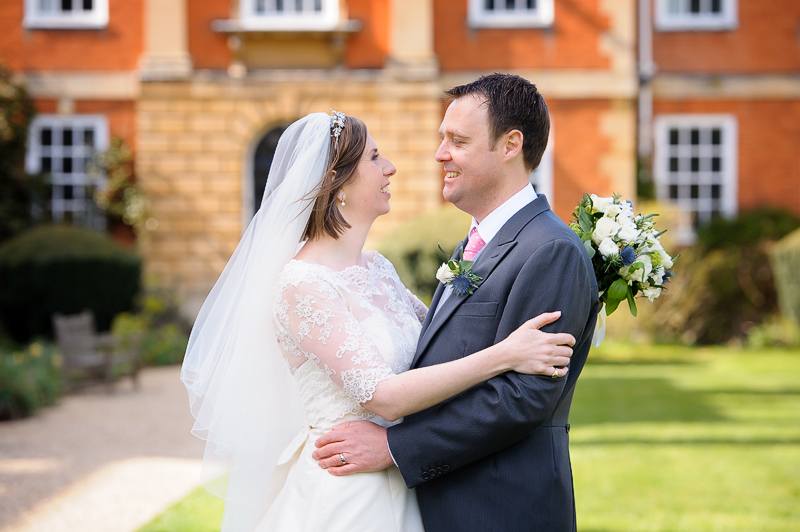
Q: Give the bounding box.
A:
[181,113,333,531]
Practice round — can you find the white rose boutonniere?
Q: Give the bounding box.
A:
[435,243,483,297]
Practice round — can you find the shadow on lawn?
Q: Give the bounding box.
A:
[571,377,727,425]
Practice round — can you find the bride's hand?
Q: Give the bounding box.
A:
[499,311,575,378]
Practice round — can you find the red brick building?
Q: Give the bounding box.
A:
[2,0,796,303]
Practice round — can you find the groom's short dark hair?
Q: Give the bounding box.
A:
[446,73,550,172]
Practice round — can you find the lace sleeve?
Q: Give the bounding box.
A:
[275,275,395,405]
[405,288,429,324]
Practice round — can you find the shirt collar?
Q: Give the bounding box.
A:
[470,183,537,246]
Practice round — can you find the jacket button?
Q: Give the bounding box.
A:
[443,465,450,472]
[428,469,437,477]
[566,423,571,433]
[422,472,429,480]
[436,467,443,474]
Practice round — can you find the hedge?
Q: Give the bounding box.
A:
[0,224,142,343]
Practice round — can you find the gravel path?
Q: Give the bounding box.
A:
[0,366,207,531]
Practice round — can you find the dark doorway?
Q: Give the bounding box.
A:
[253,126,286,213]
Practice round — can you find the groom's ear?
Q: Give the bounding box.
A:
[502,130,524,161]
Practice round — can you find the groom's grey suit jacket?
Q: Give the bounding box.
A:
[387,195,598,532]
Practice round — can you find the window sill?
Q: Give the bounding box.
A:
[211,19,362,36]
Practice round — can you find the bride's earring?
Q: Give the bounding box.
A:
[339,192,346,207]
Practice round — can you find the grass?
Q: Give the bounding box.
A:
[138,344,800,531]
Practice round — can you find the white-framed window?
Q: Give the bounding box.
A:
[653,114,738,240]
[23,0,109,29]
[654,0,737,31]
[468,0,554,29]
[529,126,554,202]
[239,0,339,30]
[26,115,109,227]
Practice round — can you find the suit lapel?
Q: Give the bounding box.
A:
[412,195,553,368]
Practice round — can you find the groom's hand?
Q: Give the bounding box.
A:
[312,420,393,476]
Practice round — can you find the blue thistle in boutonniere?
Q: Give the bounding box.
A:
[436,243,483,296]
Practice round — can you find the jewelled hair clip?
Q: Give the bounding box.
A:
[330,109,346,140]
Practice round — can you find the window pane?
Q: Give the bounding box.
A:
[314,0,322,11]
[711,184,721,199]
[276,0,284,13]
[41,128,52,146]
[711,0,721,12]
[295,0,303,12]
[506,0,515,10]
[61,0,72,12]
[691,157,699,172]
[669,157,679,172]
[83,0,93,10]
[711,157,721,172]
[63,157,73,173]
[527,0,536,9]
[38,0,54,13]
[63,128,73,147]
[669,129,679,145]
[711,129,721,145]
[669,185,679,199]
[690,0,701,13]
[42,157,52,172]
[690,185,699,199]
[83,129,94,147]
[63,185,74,200]
[690,129,700,145]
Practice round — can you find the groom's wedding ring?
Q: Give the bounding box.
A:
[340,453,346,464]
[551,369,559,378]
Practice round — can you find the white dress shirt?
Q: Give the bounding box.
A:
[432,183,537,317]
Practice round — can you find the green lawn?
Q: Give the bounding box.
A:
[139,344,800,532]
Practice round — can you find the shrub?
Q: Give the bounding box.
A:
[376,203,472,304]
[0,341,61,421]
[615,208,800,345]
[112,285,191,366]
[0,225,142,343]
[771,227,800,326]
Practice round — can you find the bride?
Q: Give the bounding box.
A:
[181,111,575,532]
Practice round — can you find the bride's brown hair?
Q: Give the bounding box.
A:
[302,115,368,241]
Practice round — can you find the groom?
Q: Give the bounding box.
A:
[314,74,598,531]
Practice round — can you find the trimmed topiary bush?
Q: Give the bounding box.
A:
[376,203,472,304]
[771,227,800,326]
[0,225,142,343]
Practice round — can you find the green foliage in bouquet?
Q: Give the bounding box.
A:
[570,193,677,317]
[0,225,142,342]
[0,341,62,420]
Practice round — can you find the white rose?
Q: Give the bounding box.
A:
[642,286,662,302]
[436,263,455,284]
[621,255,652,283]
[592,217,621,244]
[598,238,620,258]
[659,249,674,270]
[590,194,613,214]
[604,204,622,219]
[617,222,640,243]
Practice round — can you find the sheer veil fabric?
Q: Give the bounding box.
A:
[181,113,333,531]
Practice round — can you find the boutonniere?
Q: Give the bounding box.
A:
[435,243,483,296]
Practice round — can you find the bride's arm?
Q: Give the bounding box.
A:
[276,280,573,423]
[364,312,572,422]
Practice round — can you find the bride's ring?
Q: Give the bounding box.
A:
[340,453,346,464]
[551,369,559,378]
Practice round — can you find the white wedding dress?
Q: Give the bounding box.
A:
[255,252,427,532]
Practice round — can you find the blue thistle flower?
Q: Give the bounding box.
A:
[450,274,474,297]
[620,246,636,266]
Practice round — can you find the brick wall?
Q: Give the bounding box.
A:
[188,0,231,71]
[0,0,143,71]
[653,0,800,73]
[136,78,443,296]
[654,99,800,216]
[433,0,611,71]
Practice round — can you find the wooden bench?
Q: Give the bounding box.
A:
[52,310,141,392]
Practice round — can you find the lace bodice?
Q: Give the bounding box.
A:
[274,252,427,426]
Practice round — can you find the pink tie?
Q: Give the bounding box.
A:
[463,227,486,261]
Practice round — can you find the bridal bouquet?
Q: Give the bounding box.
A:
[570,193,677,346]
